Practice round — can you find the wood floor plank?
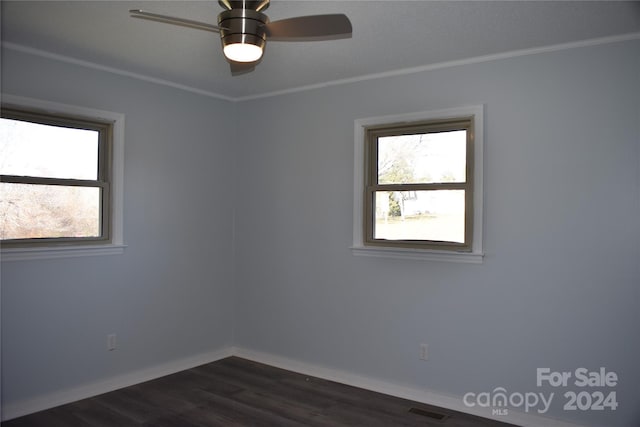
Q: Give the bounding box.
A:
[60,398,140,427]
[185,391,308,427]
[0,407,86,427]
[91,387,177,424]
[222,388,338,427]
[2,357,518,427]
[280,373,436,422]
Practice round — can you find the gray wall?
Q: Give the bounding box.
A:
[233,40,640,427]
[2,38,639,427]
[1,49,237,405]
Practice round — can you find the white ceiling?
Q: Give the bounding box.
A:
[2,1,640,100]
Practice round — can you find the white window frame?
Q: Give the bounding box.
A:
[352,105,484,263]
[1,94,126,261]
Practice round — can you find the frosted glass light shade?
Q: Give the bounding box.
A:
[224,43,263,63]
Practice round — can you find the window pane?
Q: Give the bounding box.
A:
[0,183,101,240]
[377,130,466,184]
[373,190,465,243]
[0,118,99,180]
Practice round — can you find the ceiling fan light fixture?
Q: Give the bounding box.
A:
[131,0,352,75]
[223,40,263,62]
[218,9,268,64]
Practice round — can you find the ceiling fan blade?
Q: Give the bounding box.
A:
[229,61,256,76]
[264,14,352,41]
[129,10,222,33]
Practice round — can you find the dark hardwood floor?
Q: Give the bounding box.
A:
[2,357,517,427]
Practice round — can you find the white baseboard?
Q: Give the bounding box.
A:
[1,346,234,421]
[233,347,585,427]
[3,346,585,427]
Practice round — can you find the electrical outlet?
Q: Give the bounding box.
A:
[419,343,428,361]
[107,333,117,351]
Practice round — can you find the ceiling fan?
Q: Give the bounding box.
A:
[130,0,352,75]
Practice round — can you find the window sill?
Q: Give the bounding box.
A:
[1,244,127,262]
[350,245,483,263]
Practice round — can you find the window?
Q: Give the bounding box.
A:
[1,108,112,244]
[353,106,483,262]
[1,95,125,260]
[365,117,474,250]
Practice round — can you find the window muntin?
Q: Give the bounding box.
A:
[364,117,474,251]
[0,108,112,245]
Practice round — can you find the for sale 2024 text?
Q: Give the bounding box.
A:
[537,368,618,411]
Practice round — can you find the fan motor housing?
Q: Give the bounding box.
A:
[218,9,269,59]
[218,0,270,12]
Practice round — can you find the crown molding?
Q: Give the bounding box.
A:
[235,32,640,101]
[4,32,640,103]
[1,42,235,102]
